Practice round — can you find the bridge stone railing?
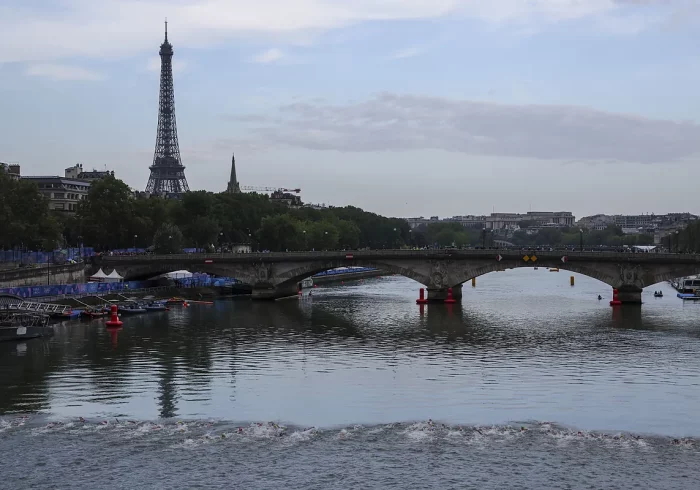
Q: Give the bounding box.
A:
[98,249,700,264]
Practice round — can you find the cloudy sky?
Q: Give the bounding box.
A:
[1,0,700,219]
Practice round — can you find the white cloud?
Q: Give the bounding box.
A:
[25,63,104,81]
[235,92,700,164]
[0,0,687,63]
[146,56,188,73]
[393,47,424,59]
[251,48,285,64]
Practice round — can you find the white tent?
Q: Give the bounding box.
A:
[163,270,193,279]
[105,269,124,283]
[89,268,108,282]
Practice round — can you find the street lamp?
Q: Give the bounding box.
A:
[133,234,138,250]
[675,230,680,253]
[302,230,307,250]
[219,232,224,256]
[579,229,584,252]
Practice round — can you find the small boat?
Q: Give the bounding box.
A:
[50,310,77,320]
[0,312,53,341]
[145,303,168,312]
[165,297,186,305]
[81,309,106,319]
[549,268,560,272]
[677,291,700,300]
[119,306,147,315]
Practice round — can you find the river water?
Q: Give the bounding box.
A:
[2,270,700,489]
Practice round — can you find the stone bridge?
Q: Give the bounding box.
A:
[92,250,700,303]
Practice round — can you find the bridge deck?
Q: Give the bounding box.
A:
[98,249,700,265]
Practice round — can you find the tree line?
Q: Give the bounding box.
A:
[0,167,674,253]
[508,225,654,248]
[662,221,700,253]
[0,171,412,253]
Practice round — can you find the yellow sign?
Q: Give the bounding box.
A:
[530,255,537,262]
[523,255,530,262]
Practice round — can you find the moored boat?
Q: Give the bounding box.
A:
[145,303,169,312]
[119,306,147,315]
[166,297,186,305]
[81,309,107,319]
[0,312,53,342]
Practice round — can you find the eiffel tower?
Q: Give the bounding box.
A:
[146,21,189,195]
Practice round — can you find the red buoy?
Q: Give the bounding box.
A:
[105,304,123,327]
[416,288,428,304]
[610,288,622,306]
[444,287,457,304]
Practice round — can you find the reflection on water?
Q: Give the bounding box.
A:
[1,269,699,435]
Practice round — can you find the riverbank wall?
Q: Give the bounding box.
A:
[0,263,86,287]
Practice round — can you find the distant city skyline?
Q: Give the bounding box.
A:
[2,1,700,218]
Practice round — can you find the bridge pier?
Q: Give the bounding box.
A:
[616,286,643,305]
[252,283,298,300]
[427,284,463,303]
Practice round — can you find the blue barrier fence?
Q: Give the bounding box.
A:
[172,275,239,287]
[0,248,96,263]
[0,280,150,299]
[0,274,240,300]
[0,267,370,300]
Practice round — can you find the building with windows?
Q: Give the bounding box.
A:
[614,214,655,229]
[0,161,21,180]
[442,215,487,229]
[577,214,616,230]
[22,175,90,212]
[406,216,440,229]
[64,163,114,182]
[485,211,575,230]
[20,163,115,213]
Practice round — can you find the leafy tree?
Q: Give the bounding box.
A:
[306,220,339,250]
[0,169,61,250]
[77,176,134,250]
[336,220,361,249]
[184,216,220,250]
[257,215,303,251]
[153,223,184,253]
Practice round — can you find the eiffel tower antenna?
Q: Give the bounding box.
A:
[145,21,189,195]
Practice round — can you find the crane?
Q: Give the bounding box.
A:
[241,186,301,193]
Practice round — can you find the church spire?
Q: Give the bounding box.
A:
[227,152,241,193]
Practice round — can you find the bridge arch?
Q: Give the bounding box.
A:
[448,262,621,289]
[274,259,431,290]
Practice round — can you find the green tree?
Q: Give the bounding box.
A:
[184,216,220,250]
[153,223,184,253]
[306,220,339,250]
[77,176,134,250]
[336,220,361,249]
[257,215,303,251]
[0,170,61,250]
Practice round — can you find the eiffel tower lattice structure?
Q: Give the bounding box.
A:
[146,20,189,195]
